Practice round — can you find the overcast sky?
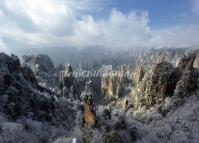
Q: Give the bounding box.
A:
[0,0,199,54]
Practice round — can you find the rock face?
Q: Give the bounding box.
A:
[136,48,186,67]
[133,66,144,85]
[22,54,58,92]
[84,100,96,127]
[0,53,76,127]
[101,65,130,99]
[193,50,199,67]
[59,64,74,90]
[59,64,75,97]
[176,52,196,73]
[132,52,199,110]
[101,75,116,98]
[21,64,38,84]
[22,54,54,73]
[82,81,96,127]
[145,62,178,107]
[0,53,21,94]
[174,52,199,97]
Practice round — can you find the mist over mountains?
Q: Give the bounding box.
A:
[8,46,139,67]
[1,0,199,143]
[4,46,195,68]
[1,48,199,143]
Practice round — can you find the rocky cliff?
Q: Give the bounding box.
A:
[101,65,131,99]
[2,49,199,143]
[131,51,199,112]
[136,48,187,67]
[0,53,77,126]
[22,54,59,92]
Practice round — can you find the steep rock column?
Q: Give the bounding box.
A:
[101,65,130,99]
[59,64,74,96]
[82,81,96,127]
[133,65,144,85]
[174,52,199,97]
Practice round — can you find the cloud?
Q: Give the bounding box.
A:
[70,9,151,48]
[150,24,199,48]
[0,38,10,54]
[191,0,199,16]
[0,0,199,54]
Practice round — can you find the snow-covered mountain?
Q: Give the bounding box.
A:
[1,49,199,143]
